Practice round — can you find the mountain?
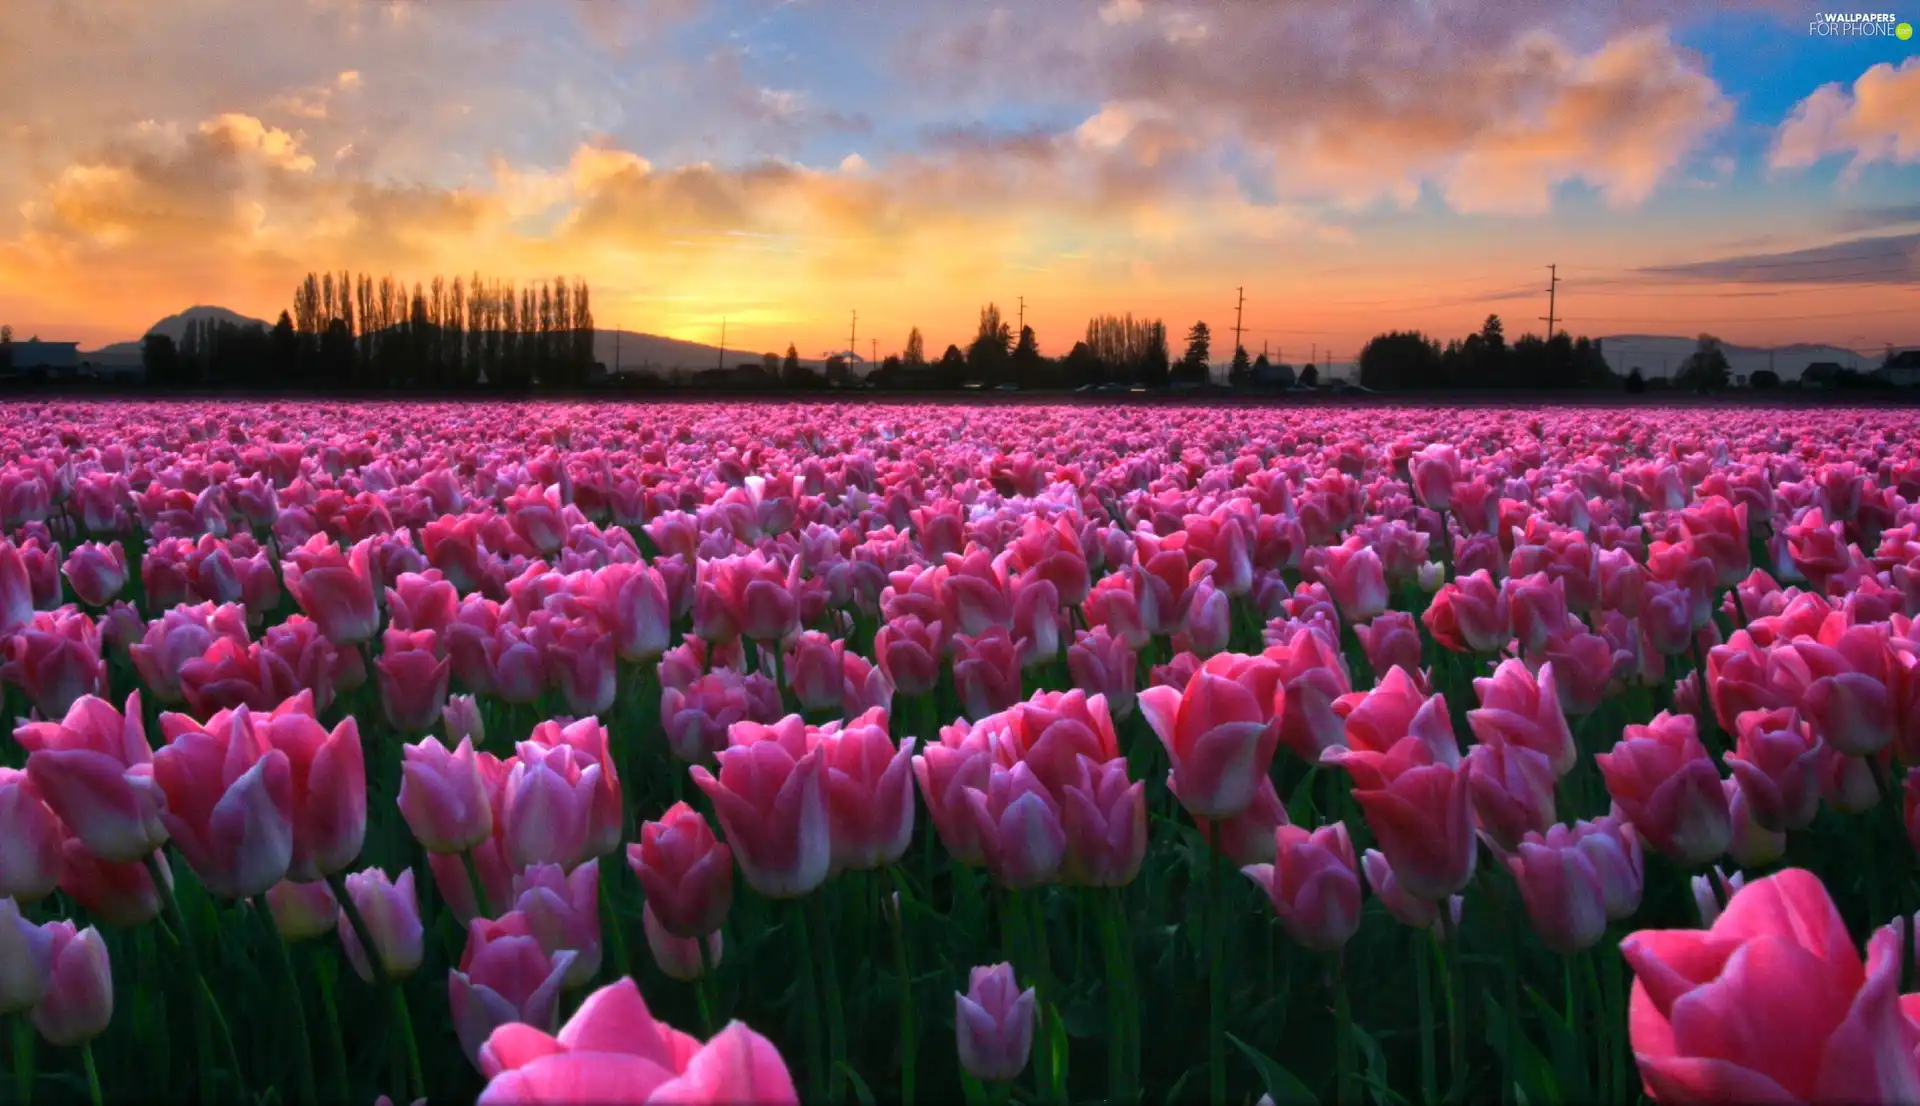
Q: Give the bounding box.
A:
[1594,335,1885,382]
[593,329,841,376]
[84,306,273,365]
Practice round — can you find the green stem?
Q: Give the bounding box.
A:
[890,881,917,1106]
[1607,946,1628,1101]
[1208,821,1227,1106]
[1437,915,1465,1104]
[1332,955,1356,1105]
[309,949,349,1104]
[252,894,318,1106]
[1416,925,1438,1106]
[81,1042,102,1106]
[695,929,717,1036]
[1565,954,1584,1100]
[1098,892,1137,1104]
[13,1013,33,1106]
[325,871,389,983]
[461,848,492,919]
[600,860,632,986]
[1025,892,1066,1105]
[389,985,425,1105]
[806,891,847,1104]
[144,851,232,1103]
[1583,948,1608,1104]
[793,899,827,1103]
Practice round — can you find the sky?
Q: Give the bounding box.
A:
[1,0,1917,362]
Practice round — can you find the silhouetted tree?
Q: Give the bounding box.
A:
[1677,334,1731,393]
[937,343,968,389]
[143,334,180,388]
[1011,325,1040,384]
[1626,367,1646,394]
[905,327,926,366]
[271,312,298,386]
[969,303,1013,383]
[1229,346,1251,387]
[0,324,12,375]
[1179,321,1211,384]
[783,343,801,385]
[1359,331,1444,390]
[1750,369,1780,391]
[1300,363,1320,388]
[1140,321,1170,388]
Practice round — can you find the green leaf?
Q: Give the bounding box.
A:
[1350,1024,1410,1106]
[1226,1031,1321,1106]
[960,1070,991,1106]
[837,1061,877,1106]
[1482,990,1563,1106]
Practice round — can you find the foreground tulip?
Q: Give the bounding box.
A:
[1621,868,1919,1102]
[1059,754,1148,887]
[1349,757,1477,902]
[628,802,734,940]
[31,922,113,1047]
[510,861,602,988]
[1504,828,1607,954]
[57,838,167,928]
[451,913,577,1070]
[1467,659,1576,779]
[475,977,796,1105]
[1243,822,1363,952]
[282,535,379,646]
[266,877,340,942]
[1137,652,1284,820]
[243,696,366,881]
[16,693,168,864]
[642,906,724,982]
[0,899,53,1015]
[809,709,917,873]
[689,735,829,899]
[376,630,453,733]
[956,963,1036,1084]
[965,761,1068,890]
[151,709,295,900]
[398,736,495,854]
[1596,711,1731,868]
[0,767,64,901]
[338,867,424,983]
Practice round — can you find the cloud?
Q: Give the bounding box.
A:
[1635,232,1920,284]
[1771,57,1920,175]
[1834,203,1920,233]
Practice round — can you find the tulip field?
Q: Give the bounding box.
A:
[6,398,1920,1105]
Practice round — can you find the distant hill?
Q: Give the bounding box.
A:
[85,306,273,365]
[1594,335,1882,382]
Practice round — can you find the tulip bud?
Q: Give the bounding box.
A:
[31,923,113,1047]
[642,904,724,982]
[0,899,53,1016]
[955,963,1035,1084]
[266,878,340,943]
[337,868,424,983]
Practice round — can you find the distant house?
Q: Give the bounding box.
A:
[1801,361,1846,390]
[1875,350,1920,388]
[1252,361,1297,389]
[4,339,81,374]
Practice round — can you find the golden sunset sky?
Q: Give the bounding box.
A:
[2,0,1916,361]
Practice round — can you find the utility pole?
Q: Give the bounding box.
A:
[717,318,726,371]
[870,338,877,365]
[614,329,621,373]
[849,310,857,359]
[1541,264,1560,337]
[1232,287,1246,357]
[1018,296,1025,333]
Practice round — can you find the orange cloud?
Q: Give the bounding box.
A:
[1772,57,1920,174]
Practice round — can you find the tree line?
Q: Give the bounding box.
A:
[141,273,596,392]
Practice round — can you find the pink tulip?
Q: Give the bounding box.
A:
[337,867,424,983]
[1571,816,1644,921]
[282,535,379,646]
[956,963,1036,1084]
[1465,741,1557,853]
[1349,756,1477,902]
[662,670,780,765]
[266,878,340,942]
[627,802,734,940]
[150,707,294,899]
[1185,776,1288,867]
[598,562,673,663]
[511,860,603,988]
[16,692,168,864]
[805,708,917,873]
[1723,777,1786,869]
[1059,754,1147,887]
[3,611,107,720]
[376,629,452,733]
[876,615,943,698]
[1409,444,1461,511]
[501,744,601,873]
[0,767,63,902]
[57,835,167,928]
[523,717,622,860]
[399,737,495,854]
[1422,570,1508,654]
[1243,821,1363,952]
[1067,626,1137,721]
[1332,665,1458,762]
[62,542,128,607]
[549,621,616,718]
[912,723,997,867]
[385,570,460,639]
[1316,540,1388,624]
[1137,651,1285,820]
[1467,659,1577,778]
[954,627,1023,720]
[0,899,53,1016]
[130,602,251,704]
[236,694,366,881]
[1505,828,1608,954]
[451,912,577,1070]
[642,905,724,982]
[30,922,113,1047]
[690,733,830,899]
[0,541,35,635]
[1596,711,1731,868]
[1622,868,1920,1102]
[1724,707,1824,833]
[1354,612,1423,684]
[964,761,1067,890]
[475,978,795,1105]
[1362,849,1461,931]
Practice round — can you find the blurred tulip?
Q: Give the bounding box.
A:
[956,963,1036,1084]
